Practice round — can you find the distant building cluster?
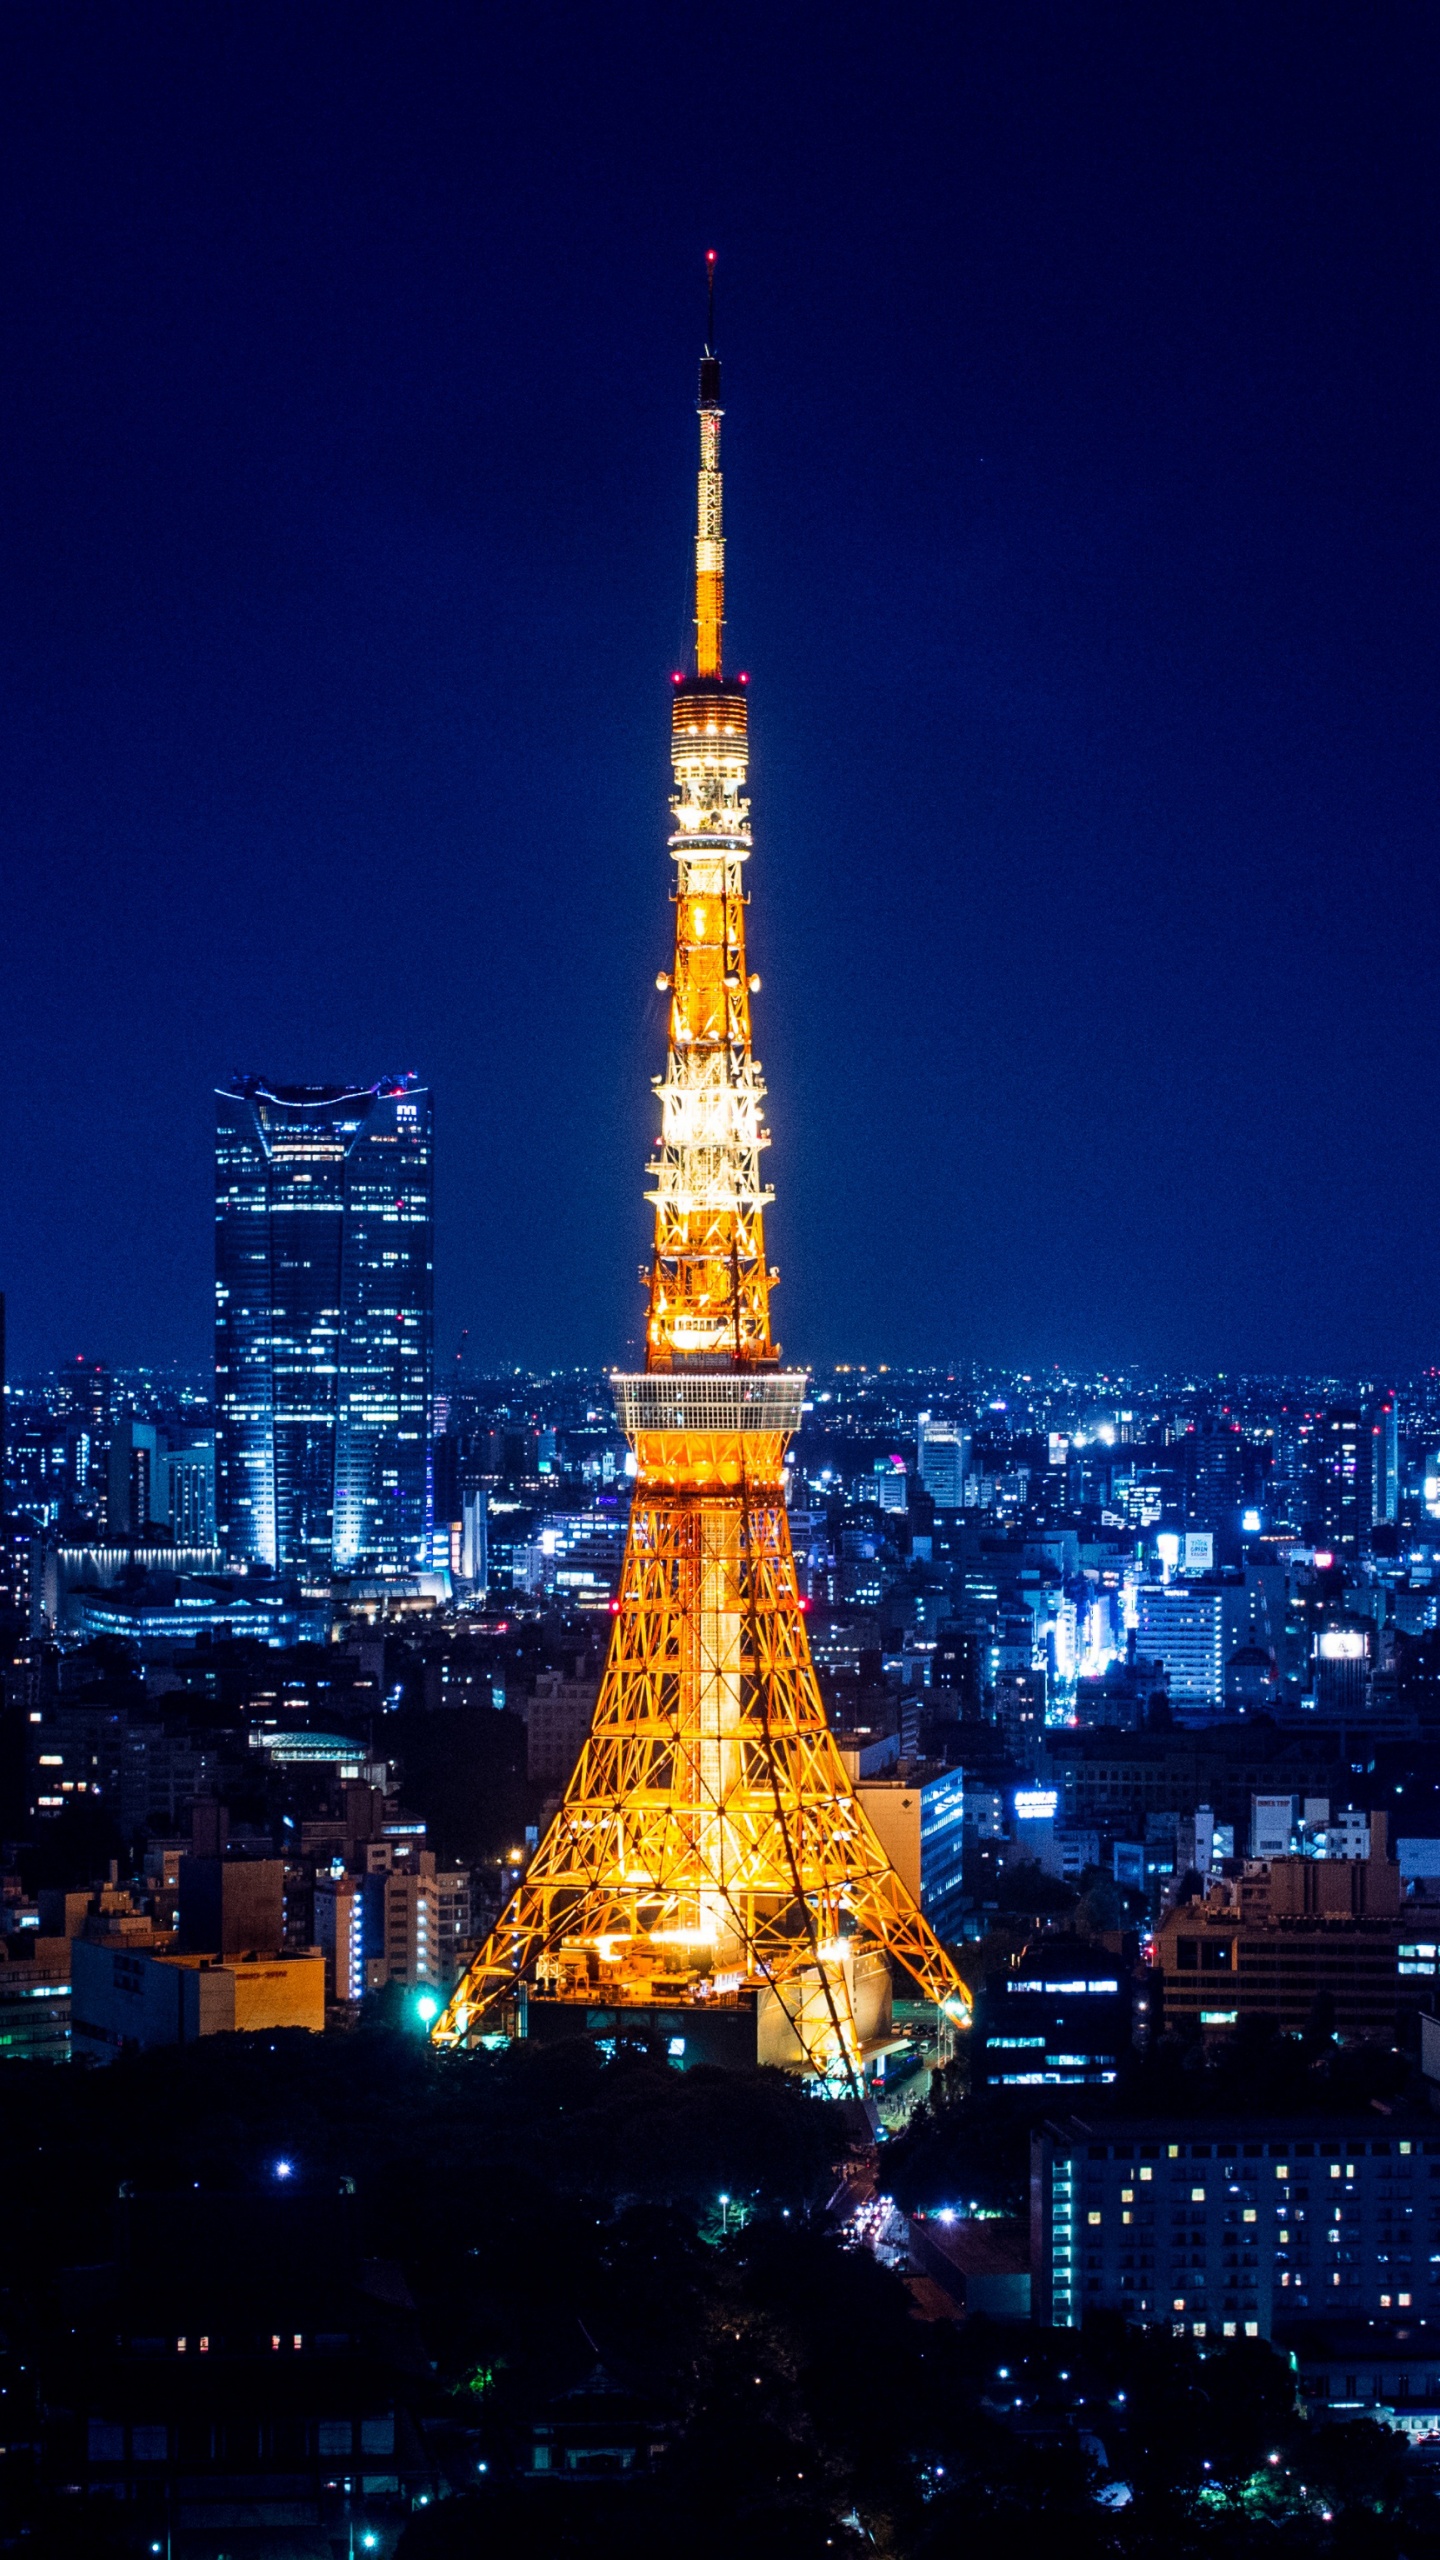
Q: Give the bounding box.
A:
[11,1182,1440,2417]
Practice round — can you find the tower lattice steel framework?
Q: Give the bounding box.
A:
[434,269,970,2083]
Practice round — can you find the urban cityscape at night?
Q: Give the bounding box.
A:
[4,5,1440,2557]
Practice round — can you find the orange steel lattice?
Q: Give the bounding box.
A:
[434,293,969,2084]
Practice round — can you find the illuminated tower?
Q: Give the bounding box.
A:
[435,271,968,2084]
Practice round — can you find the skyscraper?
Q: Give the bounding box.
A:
[1313,1405,1366,1559]
[1366,1390,1399,1531]
[215,1076,434,1576]
[917,1412,970,1510]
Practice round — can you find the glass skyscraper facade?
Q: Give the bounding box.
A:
[215,1076,434,1577]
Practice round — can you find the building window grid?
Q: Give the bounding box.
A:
[1047,2135,1432,2336]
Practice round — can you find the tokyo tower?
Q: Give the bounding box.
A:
[434,266,969,2085]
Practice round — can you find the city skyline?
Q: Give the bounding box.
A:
[3,8,1440,1378]
[7,16,1440,2543]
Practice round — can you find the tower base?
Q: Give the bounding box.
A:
[521,1991,762,2072]
[509,1943,896,2084]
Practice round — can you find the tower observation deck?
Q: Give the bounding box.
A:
[434,269,969,2085]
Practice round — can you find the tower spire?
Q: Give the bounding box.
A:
[647,251,769,1371]
[695,254,724,681]
[432,308,970,2088]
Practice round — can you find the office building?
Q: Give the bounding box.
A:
[1134,1583,1226,1713]
[1033,2116,1440,2337]
[856,1766,967,1944]
[362,1865,438,1990]
[1313,1406,1366,1558]
[1313,1621,1371,1715]
[70,1852,321,2057]
[177,1855,285,1957]
[459,1486,487,1590]
[110,1423,219,1544]
[1185,1415,1246,1542]
[976,1934,1131,2089]
[215,1075,434,1577]
[66,1357,111,1525]
[524,1673,600,1788]
[0,1936,72,2062]
[1153,1819,1409,2039]
[994,1663,1046,1756]
[72,1943,323,2058]
[917,1414,970,1512]
[314,1875,366,2003]
[1366,1392,1399,1529]
[434,1869,475,1987]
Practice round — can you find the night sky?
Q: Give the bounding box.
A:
[2,4,1437,1379]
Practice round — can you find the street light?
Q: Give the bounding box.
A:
[719,2192,730,2235]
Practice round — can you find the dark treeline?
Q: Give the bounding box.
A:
[4,2027,1436,2556]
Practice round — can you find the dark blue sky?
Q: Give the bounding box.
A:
[2,3,1437,1378]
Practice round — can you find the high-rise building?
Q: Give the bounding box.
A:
[64,1357,110,1526]
[107,1422,217,1542]
[1366,1391,1399,1530]
[1185,1415,1246,1537]
[165,1434,218,1544]
[314,1875,366,2003]
[215,1076,434,1576]
[364,1865,439,1989]
[856,1768,968,1945]
[1312,1405,1367,1558]
[917,1413,969,1511]
[1134,1582,1227,1712]
[434,280,966,2085]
